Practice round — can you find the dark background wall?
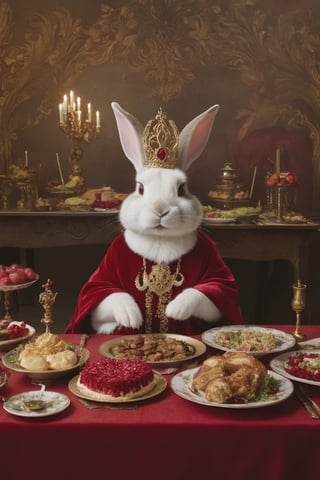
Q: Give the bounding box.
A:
[0,0,319,332]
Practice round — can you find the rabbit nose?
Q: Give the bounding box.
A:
[153,203,169,218]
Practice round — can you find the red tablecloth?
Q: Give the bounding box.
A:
[1,325,320,480]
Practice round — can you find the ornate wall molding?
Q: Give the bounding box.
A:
[1,0,320,214]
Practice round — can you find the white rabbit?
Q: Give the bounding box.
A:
[66,103,242,334]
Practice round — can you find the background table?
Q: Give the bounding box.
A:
[0,211,318,323]
[1,325,320,480]
[0,212,317,285]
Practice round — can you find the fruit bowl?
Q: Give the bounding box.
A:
[0,323,36,352]
[0,275,39,292]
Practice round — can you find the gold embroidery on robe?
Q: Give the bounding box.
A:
[135,258,184,333]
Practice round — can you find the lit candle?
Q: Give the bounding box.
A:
[87,103,92,123]
[96,110,100,129]
[56,152,65,185]
[70,90,74,111]
[77,109,82,125]
[275,147,281,174]
[59,103,63,124]
[63,94,68,116]
[25,150,28,168]
[77,96,81,111]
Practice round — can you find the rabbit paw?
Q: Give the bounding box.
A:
[91,292,143,332]
[166,288,221,322]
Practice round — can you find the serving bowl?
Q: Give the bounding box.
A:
[2,345,90,385]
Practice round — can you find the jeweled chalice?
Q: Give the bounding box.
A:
[291,281,307,341]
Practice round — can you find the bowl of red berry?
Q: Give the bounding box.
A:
[0,320,35,352]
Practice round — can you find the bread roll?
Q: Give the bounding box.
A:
[46,350,78,370]
[20,352,49,371]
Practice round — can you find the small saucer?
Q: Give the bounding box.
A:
[3,390,70,417]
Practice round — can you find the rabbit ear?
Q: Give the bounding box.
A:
[177,105,220,171]
[111,102,145,172]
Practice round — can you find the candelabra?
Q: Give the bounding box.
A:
[58,90,101,195]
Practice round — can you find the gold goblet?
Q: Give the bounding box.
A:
[291,281,307,341]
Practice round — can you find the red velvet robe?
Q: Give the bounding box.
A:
[65,229,243,334]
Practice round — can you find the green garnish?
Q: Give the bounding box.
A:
[246,375,281,402]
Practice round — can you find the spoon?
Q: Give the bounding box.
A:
[21,384,51,412]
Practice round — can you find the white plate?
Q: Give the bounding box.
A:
[298,338,320,350]
[270,349,320,386]
[3,390,70,417]
[202,325,296,356]
[0,324,36,352]
[202,217,235,224]
[170,367,293,409]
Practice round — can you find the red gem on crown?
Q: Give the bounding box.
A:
[157,148,166,160]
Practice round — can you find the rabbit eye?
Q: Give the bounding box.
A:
[137,182,144,195]
[178,183,187,197]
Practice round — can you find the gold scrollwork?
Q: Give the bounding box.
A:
[1,1,320,213]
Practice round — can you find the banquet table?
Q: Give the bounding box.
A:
[1,325,320,480]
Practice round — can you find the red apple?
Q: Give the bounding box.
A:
[24,267,36,281]
[0,276,12,286]
[0,269,8,279]
[9,263,23,270]
[284,172,297,184]
[266,173,280,186]
[9,269,27,285]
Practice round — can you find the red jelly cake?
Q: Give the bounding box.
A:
[77,357,156,401]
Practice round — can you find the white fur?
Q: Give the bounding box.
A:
[166,288,222,322]
[91,292,143,333]
[90,103,220,332]
[119,168,203,263]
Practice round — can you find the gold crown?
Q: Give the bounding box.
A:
[143,108,179,169]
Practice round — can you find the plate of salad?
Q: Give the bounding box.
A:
[202,325,296,356]
[202,205,261,224]
[270,350,320,386]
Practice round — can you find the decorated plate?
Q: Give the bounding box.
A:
[99,333,206,368]
[68,372,167,404]
[202,325,296,357]
[298,338,320,350]
[170,367,293,409]
[2,346,90,385]
[0,324,36,352]
[3,390,70,417]
[270,349,320,386]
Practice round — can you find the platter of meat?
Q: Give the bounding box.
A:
[99,333,206,368]
[171,352,294,408]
